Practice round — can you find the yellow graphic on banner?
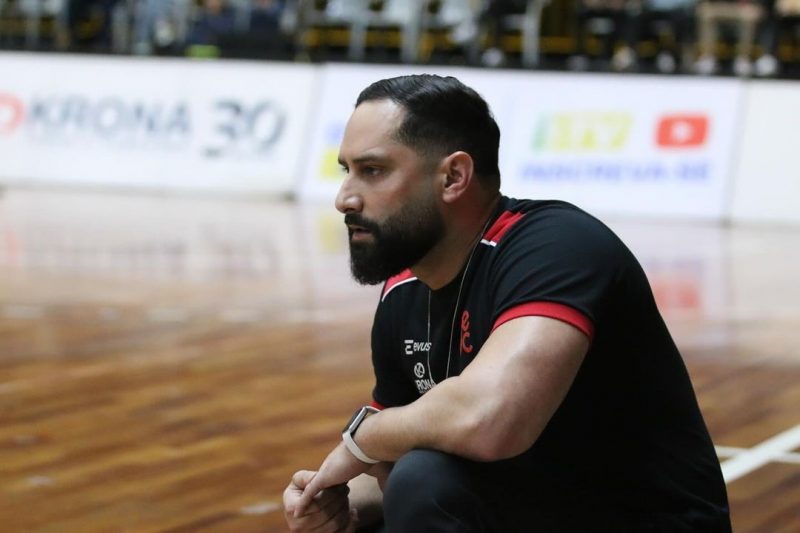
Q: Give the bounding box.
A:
[319,148,345,182]
[532,112,632,152]
[319,122,347,182]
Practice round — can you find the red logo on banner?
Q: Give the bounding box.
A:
[0,93,24,135]
[656,115,708,148]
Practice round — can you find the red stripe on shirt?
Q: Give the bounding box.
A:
[483,211,525,244]
[382,269,416,301]
[370,400,386,410]
[492,301,594,340]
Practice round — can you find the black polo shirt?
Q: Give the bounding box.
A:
[369,197,730,530]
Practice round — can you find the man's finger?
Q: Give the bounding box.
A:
[287,470,316,514]
[292,470,317,489]
[293,476,323,518]
[284,498,322,521]
[290,485,346,521]
[284,471,319,517]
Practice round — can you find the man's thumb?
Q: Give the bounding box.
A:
[291,470,317,489]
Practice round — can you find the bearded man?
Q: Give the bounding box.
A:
[283,74,731,533]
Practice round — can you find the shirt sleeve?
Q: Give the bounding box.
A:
[487,206,626,342]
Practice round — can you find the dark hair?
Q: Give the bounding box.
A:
[356,74,501,193]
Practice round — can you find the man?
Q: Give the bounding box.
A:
[283,74,731,532]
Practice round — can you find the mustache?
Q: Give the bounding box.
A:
[344,213,381,234]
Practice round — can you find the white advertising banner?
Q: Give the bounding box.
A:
[501,74,743,219]
[731,81,800,225]
[0,53,317,193]
[300,66,742,220]
[298,63,522,201]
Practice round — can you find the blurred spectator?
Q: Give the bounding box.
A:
[694,0,765,76]
[616,0,696,72]
[62,0,123,49]
[215,0,291,59]
[186,0,236,47]
[569,0,639,71]
[756,0,800,75]
[132,0,192,55]
[471,0,529,67]
[251,0,285,32]
[418,0,480,64]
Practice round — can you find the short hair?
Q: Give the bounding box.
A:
[356,74,501,193]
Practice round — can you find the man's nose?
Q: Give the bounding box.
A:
[335,176,363,214]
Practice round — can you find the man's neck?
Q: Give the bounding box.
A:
[412,195,501,290]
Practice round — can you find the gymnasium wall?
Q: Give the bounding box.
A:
[0,52,797,225]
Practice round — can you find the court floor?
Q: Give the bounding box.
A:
[1,188,798,531]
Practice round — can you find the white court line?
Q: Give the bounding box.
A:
[27,475,54,487]
[714,446,744,458]
[716,445,800,464]
[720,424,800,483]
[779,453,800,465]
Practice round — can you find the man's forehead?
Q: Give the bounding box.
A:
[339,99,405,160]
[351,98,404,124]
[346,100,404,138]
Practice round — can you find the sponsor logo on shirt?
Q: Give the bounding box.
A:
[415,378,434,394]
[460,311,473,354]
[403,344,434,394]
[404,339,432,356]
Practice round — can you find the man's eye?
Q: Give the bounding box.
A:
[363,166,382,177]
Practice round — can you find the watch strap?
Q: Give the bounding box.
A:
[342,429,379,464]
[341,406,380,464]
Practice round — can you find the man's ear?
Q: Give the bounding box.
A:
[440,151,474,204]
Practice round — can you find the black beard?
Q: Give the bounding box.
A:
[345,198,444,285]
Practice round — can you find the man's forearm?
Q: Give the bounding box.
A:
[354,317,589,463]
[356,374,492,462]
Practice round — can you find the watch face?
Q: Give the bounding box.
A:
[343,408,365,434]
[343,406,378,434]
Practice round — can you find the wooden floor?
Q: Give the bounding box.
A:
[1,189,799,532]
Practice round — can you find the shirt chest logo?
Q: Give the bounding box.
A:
[460,311,474,354]
[404,339,431,356]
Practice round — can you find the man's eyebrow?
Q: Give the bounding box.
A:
[338,153,391,166]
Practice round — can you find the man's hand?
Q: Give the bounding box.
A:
[283,470,358,532]
[293,442,374,517]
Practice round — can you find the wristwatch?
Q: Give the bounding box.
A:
[342,406,380,464]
